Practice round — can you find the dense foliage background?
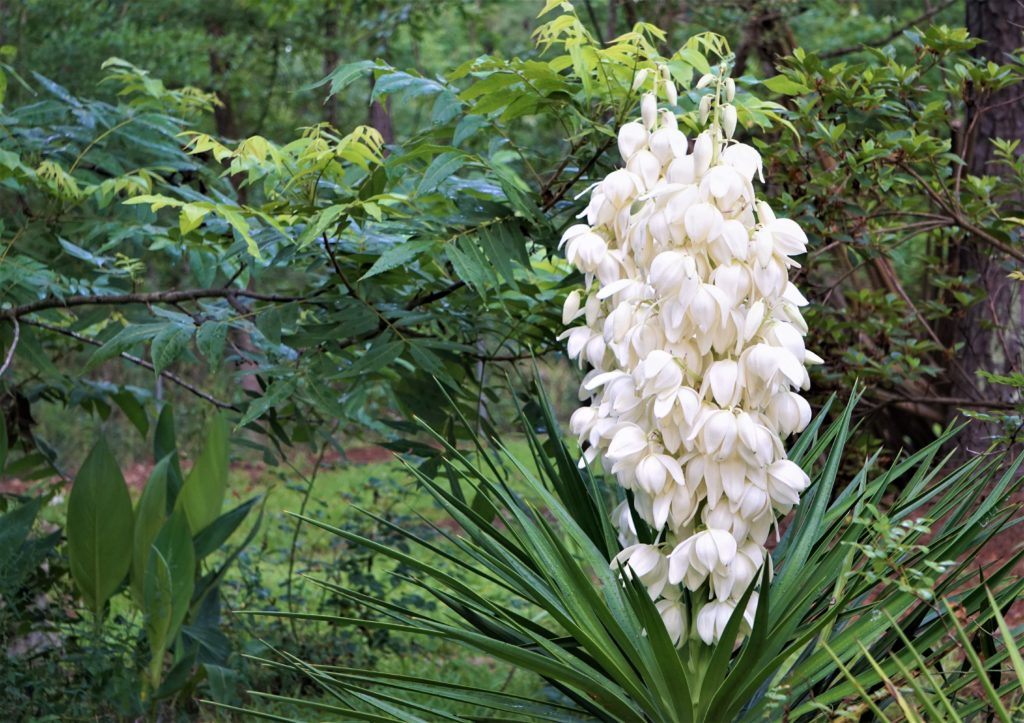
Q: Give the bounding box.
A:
[1,0,1022,720]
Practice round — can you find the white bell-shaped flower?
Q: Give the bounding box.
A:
[562,68,819,646]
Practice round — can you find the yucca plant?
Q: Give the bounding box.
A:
[224,381,1023,722]
[829,589,1024,722]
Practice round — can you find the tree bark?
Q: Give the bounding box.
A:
[954,0,1024,452]
[322,3,340,128]
[368,75,394,145]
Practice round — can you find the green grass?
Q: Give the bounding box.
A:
[213,437,552,718]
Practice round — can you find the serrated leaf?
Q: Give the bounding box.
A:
[360,239,434,280]
[418,152,464,195]
[256,307,282,345]
[150,323,194,374]
[218,206,262,260]
[453,115,488,147]
[179,203,211,235]
[236,379,296,428]
[196,321,228,368]
[339,340,404,380]
[84,323,164,372]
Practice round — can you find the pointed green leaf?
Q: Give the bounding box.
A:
[67,439,134,616]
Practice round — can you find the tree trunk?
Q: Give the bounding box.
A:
[323,4,340,128]
[368,74,394,145]
[206,21,238,140]
[954,0,1024,453]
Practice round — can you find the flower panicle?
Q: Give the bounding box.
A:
[560,66,821,646]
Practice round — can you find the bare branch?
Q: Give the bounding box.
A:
[0,318,19,377]
[23,319,239,411]
[820,0,959,59]
[1,288,303,320]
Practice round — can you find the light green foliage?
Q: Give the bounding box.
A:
[830,592,1024,721]
[176,414,229,533]
[848,504,953,601]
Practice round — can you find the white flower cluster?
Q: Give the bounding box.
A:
[559,66,822,647]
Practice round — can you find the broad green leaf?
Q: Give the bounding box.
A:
[192,496,259,560]
[761,74,812,96]
[131,455,171,605]
[176,414,229,534]
[144,510,195,688]
[66,439,134,616]
[112,390,149,437]
[153,404,184,507]
[196,321,228,368]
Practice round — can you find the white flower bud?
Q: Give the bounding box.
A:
[726,78,736,102]
[698,94,712,125]
[722,104,738,139]
[631,68,650,92]
[562,289,582,324]
[696,73,714,89]
[641,93,658,130]
[693,131,714,175]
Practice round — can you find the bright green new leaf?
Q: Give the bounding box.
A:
[761,74,813,96]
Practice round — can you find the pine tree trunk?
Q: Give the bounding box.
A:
[955,0,1024,453]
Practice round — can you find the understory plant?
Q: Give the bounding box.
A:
[228,6,1023,721]
[233,380,1023,721]
[0,409,261,719]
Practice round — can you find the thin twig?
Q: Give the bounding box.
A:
[406,281,467,310]
[898,161,1024,264]
[542,136,615,212]
[1,288,303,320]
[23,319,238,411]
[820,0,958,59]
[0,318,20,377]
